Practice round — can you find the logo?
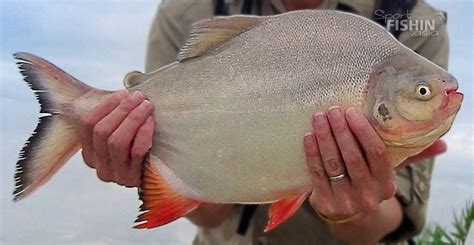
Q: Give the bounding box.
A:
[373,10,443,37]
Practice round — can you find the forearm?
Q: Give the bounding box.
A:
[329,197,403,244]
[186,204,233,228]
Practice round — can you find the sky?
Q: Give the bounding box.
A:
[0,0,473,243]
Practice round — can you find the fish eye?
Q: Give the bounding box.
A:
[416,84,431,98]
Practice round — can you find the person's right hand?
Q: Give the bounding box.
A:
[79,90,155,187]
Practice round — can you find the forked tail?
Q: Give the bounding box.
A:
[13,52,94,201]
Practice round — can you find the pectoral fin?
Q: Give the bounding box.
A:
[134,161,202,229]
[264,192,309,232]
[123,71,149,88]
[178,15,267,62]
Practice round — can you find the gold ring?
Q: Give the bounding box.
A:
[316,211,361,224]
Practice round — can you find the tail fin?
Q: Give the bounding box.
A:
[13,52,93,201]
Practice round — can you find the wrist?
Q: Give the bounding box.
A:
[316,210,364,225]
[324,198,402,244]
[327,210,377,244]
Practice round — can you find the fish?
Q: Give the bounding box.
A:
[12,10,462,232]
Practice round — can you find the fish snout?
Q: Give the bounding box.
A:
[441,88,463,115]
[446,89,463,106]
[444,74,462,105]
[436,74,462,114]
[442,73,459,91]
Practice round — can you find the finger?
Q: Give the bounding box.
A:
[80,90,129,167]
[345,108,395,198]
[110,101,154,185]
[312,113,347,178]
[96,161,113,183]
[81,150,95,169]
[327,107,371,183]
[303,133,332,197]
[396,140,447,169]
[304,133,337,217]
[313,113,345,176]
[81,90,130,128]
[312,112,353,209]
[93,91,145,163]
[128,116,155,187]
[326,107,380,210]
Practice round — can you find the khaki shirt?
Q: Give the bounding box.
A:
[145,0,449,244]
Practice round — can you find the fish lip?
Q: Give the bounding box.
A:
[447,90,464,97]
[438,89,463,111]
[446,88,463,96]
[446,89,464,104]
[444,89,463,111]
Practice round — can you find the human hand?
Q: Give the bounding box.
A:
[304,107,396,223]
[79,90,155,187]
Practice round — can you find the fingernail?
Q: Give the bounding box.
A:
[303,133,314,145]
[312,113,326,126]
[328,107,341,119]
[346,107,358,119]
[139,100,151,110]
[130,91,143,102]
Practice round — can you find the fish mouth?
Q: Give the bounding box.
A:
[447,90,463,97]
[439,89,463,112]
[446,88,463,96]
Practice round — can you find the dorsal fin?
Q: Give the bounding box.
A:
[178,15,267,62]
[123,71,149,88]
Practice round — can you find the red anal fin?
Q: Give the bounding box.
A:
[134,162,202,229]
[264,192,309,232]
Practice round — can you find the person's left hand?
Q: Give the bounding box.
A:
[303,107,397,222]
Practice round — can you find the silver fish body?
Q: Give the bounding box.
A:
[132,10,401,203]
